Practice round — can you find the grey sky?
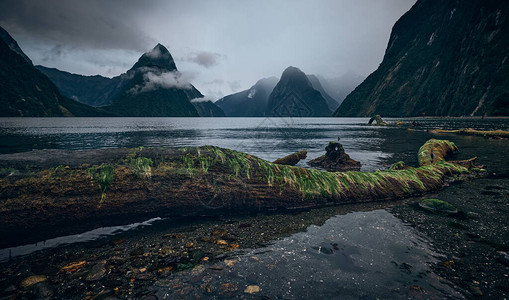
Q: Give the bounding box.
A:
[0,0,416,100]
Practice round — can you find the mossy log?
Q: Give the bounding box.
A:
[367,115,387,126]
[428,128,509,139]
[418,139,459,166]
[0,140,482,247]
[273,150,307,166]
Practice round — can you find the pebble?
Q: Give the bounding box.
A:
[60,260,87,273]
[86,260,107,281]
[20,275,48,289]
[244,285,260,294]
[469,285,483,296]
[224,259,238,268]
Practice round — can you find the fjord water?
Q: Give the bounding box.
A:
[0,117,508,298]
[1,117,508,172]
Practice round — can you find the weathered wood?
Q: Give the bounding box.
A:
[0,140,483,247]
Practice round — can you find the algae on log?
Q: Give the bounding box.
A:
[418,139,458,166]
[273,150,307,166]
[428,128,509,139]
[0,140,481,247]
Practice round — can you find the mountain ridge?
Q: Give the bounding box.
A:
[334,0,509,117]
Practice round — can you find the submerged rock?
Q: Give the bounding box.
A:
[418,199,458,214]
[308,141,361,171]
[273,150,307,166]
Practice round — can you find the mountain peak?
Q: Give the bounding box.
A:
[0,25,32,65]
[131,43,177,71]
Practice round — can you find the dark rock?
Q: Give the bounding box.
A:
[30,282,54,299]
[273,150,307,166]
[131,258,146,268]
[85,260,107,282]
[135,272,155,281]
[130,248,145,256]
[308,142,361,171]
[103,276,123,287]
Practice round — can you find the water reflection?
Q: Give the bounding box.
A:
[152,210,463,299]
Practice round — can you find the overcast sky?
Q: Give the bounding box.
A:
[0,0,416,100]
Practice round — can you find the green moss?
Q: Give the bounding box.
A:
[53,165,66,178]
[389,161,407,171]
[86,164,115,203]
[418,139,458,166]
[419,198,457,212]
[224,149,252,179]
[0,167,16,176]
[182,154,196,177]
[126,156,153,178]
[198,156,214,173]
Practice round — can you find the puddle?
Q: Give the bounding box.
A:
[152,210,464,299]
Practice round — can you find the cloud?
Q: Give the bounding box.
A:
[0,0,154,52]
[228,81,241,92]
[186,51,225,68]
[130,70,196,94]
[207,79,225,85]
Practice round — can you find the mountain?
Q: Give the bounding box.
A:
[316,72,365,105]
[267,66,332,117]
[38,44,217,117]
[0,26,32,65]
[307,74,340,111]
[36,66,120,107]
[192,100,226,117]
[215,77,278,117]
[334,0,509,117]
[0,26,106,117]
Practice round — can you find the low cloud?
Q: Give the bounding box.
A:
[187,51,225,68]
[130,70,195,94]
[228,80,241,92]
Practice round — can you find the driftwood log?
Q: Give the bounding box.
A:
[428,128,509,139]
[0,139,484,247]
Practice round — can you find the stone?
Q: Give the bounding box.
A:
[85,260,107,281]
[224,259,238,268]
[20,275,47,289]
[30,282,54,298]
[60,260,87,273]
[244,285,260,294]
[308,141,361,171]
[470,285,483,296]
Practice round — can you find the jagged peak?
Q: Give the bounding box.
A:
[130,43,177,72]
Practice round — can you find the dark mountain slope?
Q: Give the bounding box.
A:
[334,0,509,117]
[0,30,105,117]
[267,67,332,117]
[307,74,339,111]
[192,101,225,117]
[35,66,120,107]
[215,77,278,117]
[0,26,32,65]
